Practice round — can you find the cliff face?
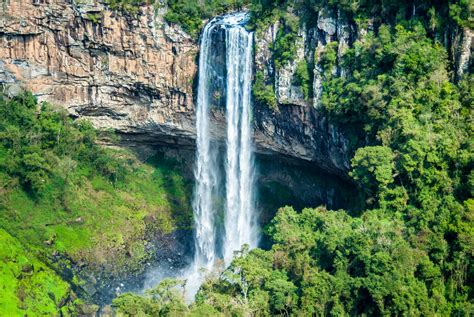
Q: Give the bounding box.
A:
[253,8,473,176]
[0,0,354,177]
[2,2,471,178]
[253,9,356,175]
[0,0,198,146]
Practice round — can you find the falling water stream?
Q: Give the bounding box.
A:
[222,18,257,264]
[187,12,258,297]
[143,12,257,300]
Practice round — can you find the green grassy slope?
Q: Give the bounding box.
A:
[0,92,193,313]
[0,228,74,316]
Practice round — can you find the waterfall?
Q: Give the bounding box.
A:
[186,12,258,297]
[191,11,222,276]
[223,24,257,264]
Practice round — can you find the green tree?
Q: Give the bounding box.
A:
[350,146,394,204]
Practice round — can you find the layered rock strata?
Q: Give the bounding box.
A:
[0,1,353,177]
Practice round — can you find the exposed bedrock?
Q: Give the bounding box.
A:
[0,0,197,146]
[2,2,471,178]
[0,1,352,178]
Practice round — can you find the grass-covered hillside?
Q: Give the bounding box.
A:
[0,228,74,316]
[0,92,192,315]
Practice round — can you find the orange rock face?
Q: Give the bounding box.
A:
[0,0,198,140]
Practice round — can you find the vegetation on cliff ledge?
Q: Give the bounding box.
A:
[164,0,249,37]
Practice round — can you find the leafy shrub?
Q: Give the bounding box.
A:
[165,0,249,38]
[319,41,338,76]
[273,13,299,69]
[104,0,155,14]
[253,71,277,110]
[293,59,312,100]
[113,279,187,316]
[350,146,394,202]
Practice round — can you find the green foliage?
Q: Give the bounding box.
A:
[250,0,472,32]
[319,41,338,76]
[165,0,250,38]
[86,12,102,23]
[253,71,277,110]
[449,0,474,28]
[104,0,155,14]
[350,146,394,203]
[248,0,471,109]
[113,279,190,316]
[190,206,461,315]
[293,59,312,99]
[273,13,299,69]
[0,92,193,290]
[109,205,473,315]
[0,92,126,194]
[0,229,75,315]
[164,0,472,43]
[247,1,282,35]
[318,18,473,316]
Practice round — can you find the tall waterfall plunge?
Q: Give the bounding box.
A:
[187,12,258,296]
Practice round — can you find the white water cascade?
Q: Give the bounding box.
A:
[222,21,257,264]
[186,12,258,297]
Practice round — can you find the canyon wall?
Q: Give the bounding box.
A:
[1,1,471,178]
[0,0,352,177]
[0,0,197,146]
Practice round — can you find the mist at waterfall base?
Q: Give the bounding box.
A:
[144,12,259,301]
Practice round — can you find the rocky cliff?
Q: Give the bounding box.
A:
[0,0,198,146]
[1,1,471,178]
[0,0,354,177]
[251,9,357,175]
[253,7,473,176]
